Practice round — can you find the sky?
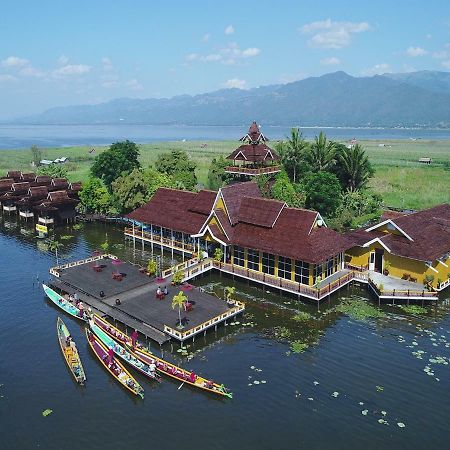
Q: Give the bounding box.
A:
[1,0,450,119]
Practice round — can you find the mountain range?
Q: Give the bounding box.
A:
[13,70,450,128]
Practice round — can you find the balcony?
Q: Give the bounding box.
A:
[224,165,282,176]
[38,217,54,224]
[124,227,195,253]
[19,210,34,218]
[2,205,16,212]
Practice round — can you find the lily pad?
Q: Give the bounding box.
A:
[42,409,53,417]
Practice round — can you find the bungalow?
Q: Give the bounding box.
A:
[345,204,450,291]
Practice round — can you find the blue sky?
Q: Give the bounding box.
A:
[1,0,450,119]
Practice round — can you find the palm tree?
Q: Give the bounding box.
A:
[337,144,374,191]
[307,131,336,172]
[48,239,62,265]
[285,128,309,183]
[172,291,187,328]
[224,286,235,304]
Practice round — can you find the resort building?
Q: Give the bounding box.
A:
[224,121,282,177]
[126,181,352,301]
[345,204,450,291]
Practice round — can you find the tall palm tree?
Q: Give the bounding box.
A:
[337,144,374,191]
[307,131,336,172]
[284,128,309,183]
[172,291,187,328]
[48,239,62,265]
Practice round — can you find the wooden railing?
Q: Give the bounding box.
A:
[163,300,245,341]
[368,277,438,298]
[345,263,369,272]
[50,253,117,277]
[124,227,195,252]
[161,257,200,278]
[225,166,282,175]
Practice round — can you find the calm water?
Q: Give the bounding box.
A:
[2,124,450,150]
[1,219,450,450]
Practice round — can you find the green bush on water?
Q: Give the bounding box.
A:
[335,298,386,320]
[398,305,428,315]
[290,341,309,353]
[292,311,311,322]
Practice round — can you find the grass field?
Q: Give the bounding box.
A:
[0,138,448,210]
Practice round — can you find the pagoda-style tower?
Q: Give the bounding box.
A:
[225,121,281,176]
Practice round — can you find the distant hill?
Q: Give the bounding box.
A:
[14,71,450,127]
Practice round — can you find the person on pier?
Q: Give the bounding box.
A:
[131,329,138,349]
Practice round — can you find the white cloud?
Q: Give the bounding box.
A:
[101,57,113,71]
[53,64,91,76]
[58,55,69,66]
[242,47,260,57]
[102,80,120,88]
[185,43,260,65]
[1,56,30,68]
[19,66,45,77]
[225,25,234,35]
[442,60,450,69]
[406,46,427,57]
[125,79,143,90]
[0,74,16,82]
[361,63,391,76]
[279,72,308,84]
[300,18,370,49]
[321,56,341,65]
[202,33,210,42]
[223,78,247,89]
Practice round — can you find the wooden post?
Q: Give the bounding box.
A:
[150,224,154,254]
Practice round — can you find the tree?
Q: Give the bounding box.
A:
[307,131,336,172]
[155,150,197,190]
[47,238,62,265]
[279,129,309,183]
[111,167,175,213]
[91,140,141,189]
[30,144,42,167]
[271,171,305,208]
[79,177,112,214]
[335,144,374,191]
[172,291,187,328]
[37,164,68,179]
[224,286,235,304]
[207,155,233,190]
[303,172,342,217]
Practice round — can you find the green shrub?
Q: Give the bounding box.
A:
[172,270,184,285]
[147,259,157,276]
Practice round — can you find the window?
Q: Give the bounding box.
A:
[313,263,323,282]
[295,260,310,285]
[233,246,245,267]
[278,256,292,280]
[262,252,275,275]
[247,248,260,271]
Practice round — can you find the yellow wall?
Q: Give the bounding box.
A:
[346,246,370,267]
[215,197,225,211]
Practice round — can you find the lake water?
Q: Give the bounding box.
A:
[2,124,450,150]
[1,219,450,449]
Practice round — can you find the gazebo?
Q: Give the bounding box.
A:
[225,121,281,177]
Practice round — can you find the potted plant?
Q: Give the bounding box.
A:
[214,247,224,263]
[383,261,391,276]
[378,283,384,292]
[172,270,184,285]
[147,259,157,277]
[224,286,235,305]
[424,274,435,291]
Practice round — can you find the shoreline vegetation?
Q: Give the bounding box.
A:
[0,138,449,210]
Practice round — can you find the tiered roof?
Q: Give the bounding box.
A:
[346,204,450,262]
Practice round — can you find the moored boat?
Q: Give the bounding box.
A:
[85,328,144,399]
[92,314,232,398]
[57,317,86,384]
[88,319,161,383]
[43,284,86,321]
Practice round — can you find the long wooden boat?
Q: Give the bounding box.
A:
[85,328,144,399]
[43,284,86,321]
[88,320,161,383]
[92,314,232,398]
[57,317,86,384]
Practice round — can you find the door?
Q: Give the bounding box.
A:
[375,249,384,273]
[369,252,375,271]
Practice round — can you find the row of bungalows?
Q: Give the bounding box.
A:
[125,181,353,301]
[345,204,450,292]
[0,171,81,225]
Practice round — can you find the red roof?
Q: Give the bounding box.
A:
[221,182,261,225]
[239,121,268,144]
[237,196,285,228]
[127,188,210,235]
[187,189,216,215]
[227,143,279,162]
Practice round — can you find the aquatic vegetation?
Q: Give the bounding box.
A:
[398,305,428,315]
[72,223,83,231]
[42,409,52,417]
[335,298,386,320]
[290,341,308,353]
[272,326,292,340]
[292,311,311,322]
[60,235,74,240]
